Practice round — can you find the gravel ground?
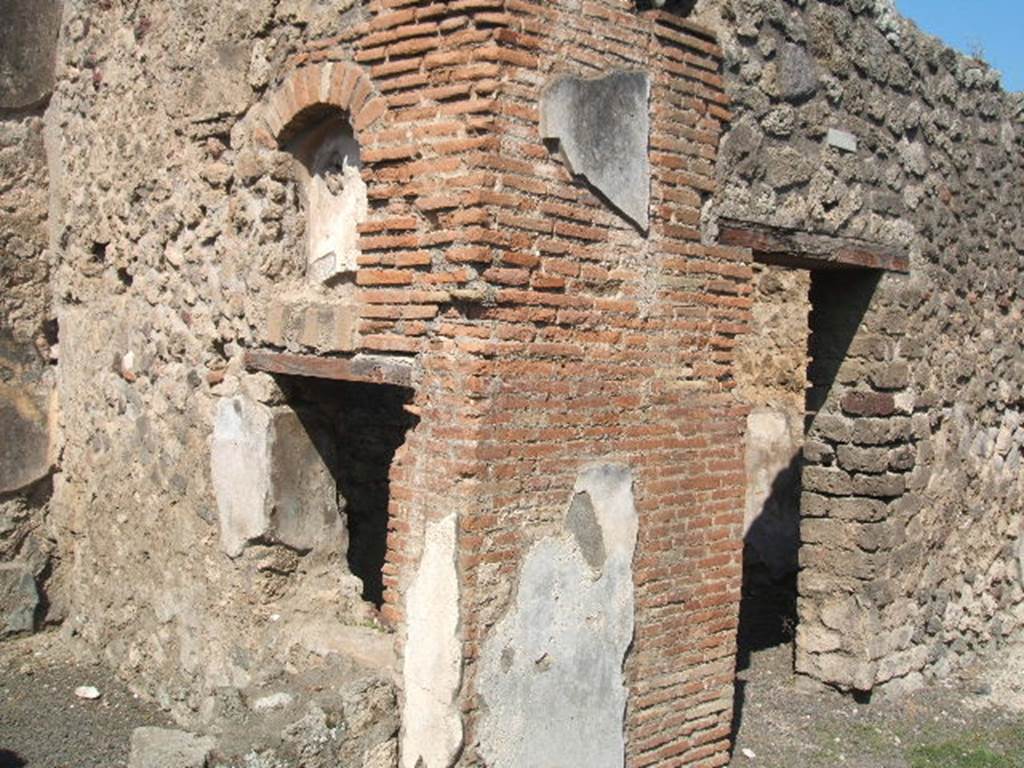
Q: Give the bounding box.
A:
[0,632,171,768]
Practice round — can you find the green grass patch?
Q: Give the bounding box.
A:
[908,726,1024,768]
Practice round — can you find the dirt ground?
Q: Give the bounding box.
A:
[2,622,1023,768]
[728,579,1024,768]
[0,632,171,768]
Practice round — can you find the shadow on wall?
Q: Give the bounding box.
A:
[736,452,802,670]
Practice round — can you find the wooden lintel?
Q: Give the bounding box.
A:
[718,218,909,274]
[244,349,417,388]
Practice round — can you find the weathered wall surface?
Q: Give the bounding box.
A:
[43,2,745,766]
[45,6,409,760]
[699,0,1024,691]
[21,0,1024,764]
[0,0,63,637]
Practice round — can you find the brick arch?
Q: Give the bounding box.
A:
[259,62,386,146]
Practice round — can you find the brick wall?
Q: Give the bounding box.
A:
[266,3,745,766]
[256,2,747,765]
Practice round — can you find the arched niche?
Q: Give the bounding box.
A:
[285,109,368,285]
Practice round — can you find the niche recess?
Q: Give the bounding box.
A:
[285,109,368,285]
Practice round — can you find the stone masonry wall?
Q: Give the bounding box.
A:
[698,0,1024,691]
[0,0,63,639]
[25,0,1024,765]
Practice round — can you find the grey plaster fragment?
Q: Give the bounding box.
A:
[541,71,651,231]
[478,464,637,768]
[129,727,216,768]
[826,128,859,153]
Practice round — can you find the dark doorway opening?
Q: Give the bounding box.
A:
[733,262,809,668]
[274,374,418,607]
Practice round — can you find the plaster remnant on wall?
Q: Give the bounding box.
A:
[540,71,651,231]
[401,513,462,768]
[210,396,344,558]
[304,123,367,284]
[478,464,638,768]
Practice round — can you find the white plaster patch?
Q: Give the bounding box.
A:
[210,396,273,558]
[306,129,367,283]
[401,513,463,768]
[477,464,637,768]
[540,71,651,231]
[744,407,803,581]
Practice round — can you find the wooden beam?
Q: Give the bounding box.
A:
[244,349,417,388]
[718,217,909,273]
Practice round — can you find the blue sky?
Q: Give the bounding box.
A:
[896,0,1023,92]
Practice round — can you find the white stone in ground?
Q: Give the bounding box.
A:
[74,685,101,700]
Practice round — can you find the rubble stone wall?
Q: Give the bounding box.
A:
[698,0,1024,691]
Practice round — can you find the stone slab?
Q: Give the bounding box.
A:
[401,513,462,768]
[826,128,858,153]
[209,396,344,557]
[0,381,51,494]
[541,70,651,231]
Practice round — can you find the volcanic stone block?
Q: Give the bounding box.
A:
[777,43,819,102]
[841,391,896,417]
[541,70,651,231]
[0,0,63,109]
[0,381,51,494]
[0,562,38,637]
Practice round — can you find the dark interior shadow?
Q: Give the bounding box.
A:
[731,454,801,745]
[806,269,881,416]
[0,751,26,768]
[275,374,418,608]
